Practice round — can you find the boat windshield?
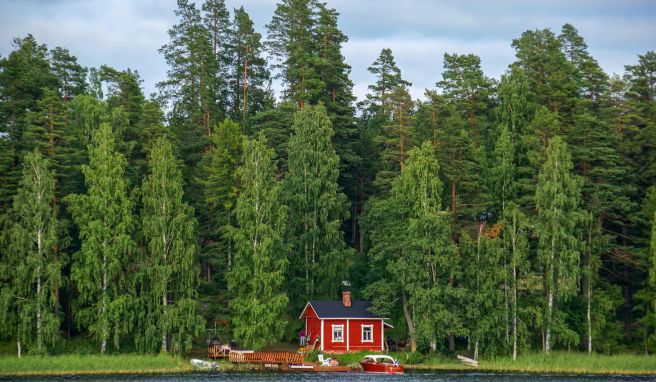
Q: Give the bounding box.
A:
[364,355,396,363]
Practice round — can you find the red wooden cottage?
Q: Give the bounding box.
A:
[299,291,391,352]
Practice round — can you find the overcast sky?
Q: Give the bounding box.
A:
[1,0,654,101]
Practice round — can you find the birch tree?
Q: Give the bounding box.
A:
[65,123,135,354]
[535,136,583,352]
[5,150,61,355]
[139,136,204,353]
[284,104,350,307]
[227,135,288,350]
[501,203,529,360]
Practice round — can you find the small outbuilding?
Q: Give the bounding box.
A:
[299,291,391,352]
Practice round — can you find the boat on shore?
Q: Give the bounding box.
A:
[360,354,404,374]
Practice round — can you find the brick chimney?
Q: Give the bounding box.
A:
[342,291,351,308]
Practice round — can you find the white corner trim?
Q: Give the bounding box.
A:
[320,319,324,351]
[346,319,350,351]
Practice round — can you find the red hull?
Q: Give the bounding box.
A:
[360,361,405,374]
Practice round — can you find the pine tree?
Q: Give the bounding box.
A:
[227,135,288,350]
[159,0,218,166]
[360,48,411,119]
[314,4,359,239]
[535,136,584,352]
[49,46,87,101]
[437,53,493,148]
[434,113,484,237]
[230,7,270,126]
[5,150,61,355]
[284,105,350,307]
[202,0,231,116]
[139,136,203,353]
[374,86,415,192]
[65,123,135,354]
[511,29,578,117]
[266,0,322,107]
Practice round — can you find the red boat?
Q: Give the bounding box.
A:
[360,354,405,374]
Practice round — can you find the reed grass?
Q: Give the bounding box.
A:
[479,352,656,375]
[0,354,191,376]
[317,350,656,375]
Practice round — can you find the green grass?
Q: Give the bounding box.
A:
[479,352,656,375]
[0,354,191,376]
[310,350,656,375]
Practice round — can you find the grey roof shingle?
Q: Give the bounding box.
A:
[307,300,380,319]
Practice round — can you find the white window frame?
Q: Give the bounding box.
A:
[361,324,373,343]
[332,324,344,343]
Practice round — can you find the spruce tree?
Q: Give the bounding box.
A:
[65,123,135,353]
[6,150,61,355]
[284,104,350,307]
[227,135,288,350]
[196,119,242,295]
[535,136,584,352]
[139,136,203,353]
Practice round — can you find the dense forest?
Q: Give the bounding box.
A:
[0,0,655,359]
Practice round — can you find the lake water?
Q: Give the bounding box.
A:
[3,371,653,382]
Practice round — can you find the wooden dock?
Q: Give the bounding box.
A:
[226,351,358,372]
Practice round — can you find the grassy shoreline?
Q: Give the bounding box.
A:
[1,352,656,377]
[0,354,193,377]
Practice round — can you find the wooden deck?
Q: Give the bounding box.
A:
[228,351,304,365]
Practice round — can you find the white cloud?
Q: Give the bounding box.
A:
[1,0,654,103]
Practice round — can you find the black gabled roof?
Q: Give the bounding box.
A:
[305,300,381,319]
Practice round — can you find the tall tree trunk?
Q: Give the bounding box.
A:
[402,292,416,352]
[586,222,593,354]
[162,291,168,352]
[474,340,479,361]
[17,333,21,358]
[101,253,107,354]
[399,109,405,171]
[36,230,43,353]
[242,54,249,124]
[512,262,517,361]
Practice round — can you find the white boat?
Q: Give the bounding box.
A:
[190,358,220,370]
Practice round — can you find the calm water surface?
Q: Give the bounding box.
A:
[2,371,653,382]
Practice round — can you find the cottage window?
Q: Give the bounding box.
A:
[332,324,344,342]
[362,324,373,342]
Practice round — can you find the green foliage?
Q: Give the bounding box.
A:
[227,135,288,350]
[284,104,351,307]
[535,136,584,351]
[4,150,61,354]
[65,123,135,353]
[137,136,203,353]
[196,119,242,304]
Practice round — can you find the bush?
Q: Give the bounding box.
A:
[402,351,424,364]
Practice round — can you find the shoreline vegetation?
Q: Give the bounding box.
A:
[1,352,656,377]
